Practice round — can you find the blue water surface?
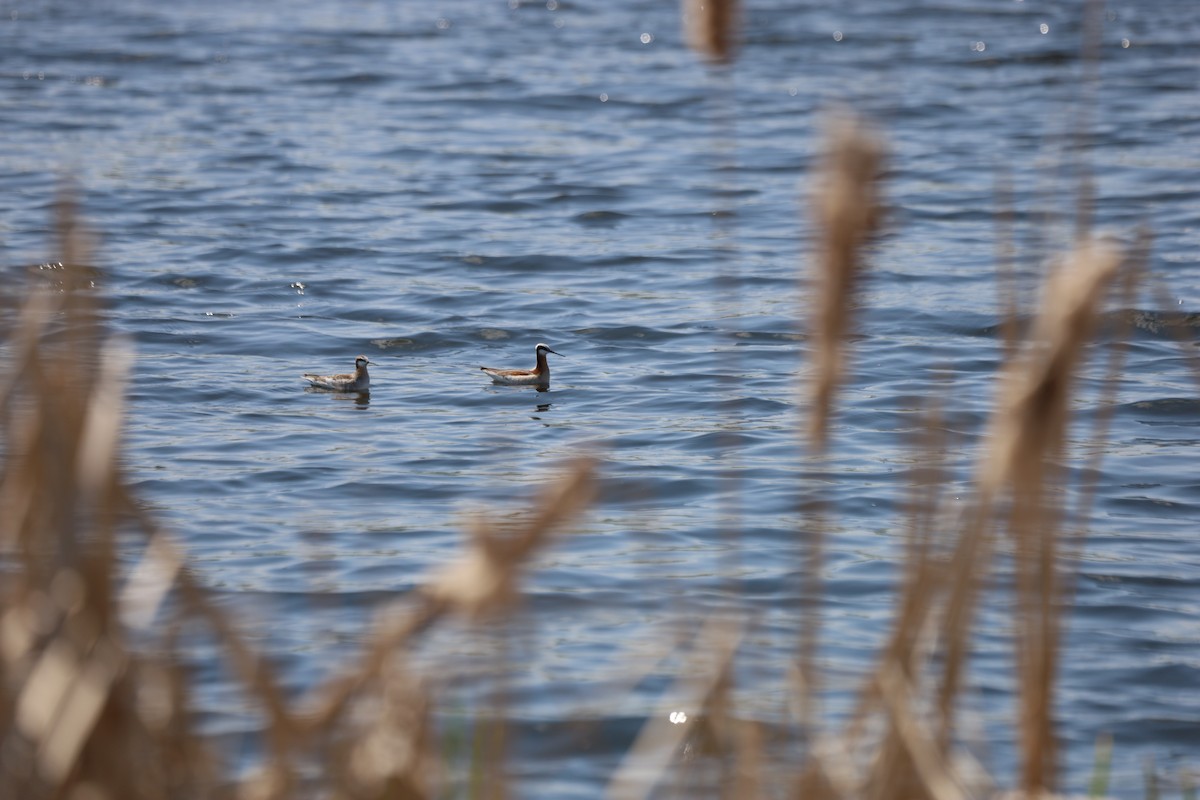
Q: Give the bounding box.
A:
[2,0,1198,795]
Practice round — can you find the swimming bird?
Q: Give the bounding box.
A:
[303,355,374,392]
[480,343,563,387]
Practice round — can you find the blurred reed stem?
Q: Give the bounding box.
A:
[796,113,884,737]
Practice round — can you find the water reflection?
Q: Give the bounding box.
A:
[305,388,370,408]
[532,401,551,421]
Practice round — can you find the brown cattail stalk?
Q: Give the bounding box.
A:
[0,196,598,800]
[682,0,740,65]
[807,115,885,454]
[798,113,885,733]
[939,239,1124,793]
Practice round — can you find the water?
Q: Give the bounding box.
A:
[2,0,1198,795]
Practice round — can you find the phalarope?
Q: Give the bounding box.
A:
[304,355,374,392]
[480,343,563,387]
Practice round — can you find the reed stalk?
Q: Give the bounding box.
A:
[796,113,885,741]
[682,0,739,65]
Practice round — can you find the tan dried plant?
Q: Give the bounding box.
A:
[0,196,597,800]
[0,193,220,798]
[849,240,1131,800]
[682,0,740,65]
[782,100,1138,800]
[796,113,885,741]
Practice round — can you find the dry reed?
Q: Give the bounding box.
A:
[796,113,885,741]
[0,78,1171,800]
[682,0,740,65]
[0,195,596,799]
[789,233,1136,800]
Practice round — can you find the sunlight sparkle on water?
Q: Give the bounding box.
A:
[669,711,688,724]
[639,32,653,44]
[832,30,843,42]
[1039,23,1049,34]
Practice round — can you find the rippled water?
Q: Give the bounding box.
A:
[2,0,1198,795]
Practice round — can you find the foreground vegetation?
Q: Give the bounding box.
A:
[0,3,1188,798]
